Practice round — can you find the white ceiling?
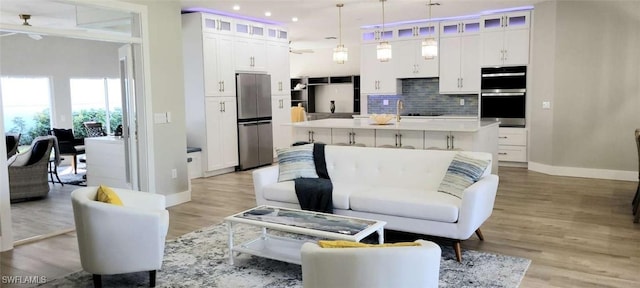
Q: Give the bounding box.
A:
[0,0,542,48]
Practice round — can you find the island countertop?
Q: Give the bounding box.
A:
[287,118,500,132]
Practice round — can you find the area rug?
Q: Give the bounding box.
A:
[41,223,530,288]
[57,172,86,186]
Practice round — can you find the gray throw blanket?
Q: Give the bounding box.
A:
[294,143,333,213]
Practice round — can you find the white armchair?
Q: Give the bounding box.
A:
[71,187,169,287]
[301,240,441,288]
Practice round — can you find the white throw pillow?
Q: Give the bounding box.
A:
[276,144,318,182]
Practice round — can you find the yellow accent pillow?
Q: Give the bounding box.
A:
[318,240,421,248]
[96,185,124,206]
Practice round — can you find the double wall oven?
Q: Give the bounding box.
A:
[480,66,526,127]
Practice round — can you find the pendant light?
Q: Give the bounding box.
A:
[376,0,392,62]
[333,3,348,64]
[421,0,438,59]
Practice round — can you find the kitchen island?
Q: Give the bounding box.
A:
[288,118,500,173]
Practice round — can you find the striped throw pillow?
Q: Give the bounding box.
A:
[277,144,319,182]
[438,153,490,199]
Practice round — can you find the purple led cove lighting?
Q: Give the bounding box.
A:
[361,5,534,29]
[182,7,283,26]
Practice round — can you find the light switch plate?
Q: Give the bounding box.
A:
[542,101,551,109]
[383,99,389,106]
[459,99,465,106]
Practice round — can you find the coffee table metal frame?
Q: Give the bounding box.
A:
[225,205,386,265]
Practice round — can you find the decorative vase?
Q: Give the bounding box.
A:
[330,101,336,113]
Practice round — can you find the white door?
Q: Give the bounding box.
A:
[351,129,376,147]
[360,43,381,93]
[220,97,239,167]
[217,35,236,96]
[118,44,140,190]
[503,29,530,65]
[205,98,224,171]
[425,131,450,150]
[331,128,352,145]
[203,34,221,96]
[480,31,505,66]
[460,35,481,93]
[397,131,424,149]
[393,40,417,78]
[234,37,254,71]
[271,95,292,156]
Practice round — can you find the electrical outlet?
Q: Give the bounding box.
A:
[171,169,177,179]
[383,99,389,106]
[459,99,465,106]
[542,101,551,109]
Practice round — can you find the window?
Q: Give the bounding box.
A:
[70,78,122,137]
[1,77,52,145]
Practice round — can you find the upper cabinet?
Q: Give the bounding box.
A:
[361,28,394,43]
[266,27,289,43]
[360,43,398,94]
[203,34,236,97]
[394,23,439,78]
[234,20,266,39]
[480,11,530,66]
[266,41,291,95]
[439,19,481,94]
[201,14,233,35]
[234,37,268,72]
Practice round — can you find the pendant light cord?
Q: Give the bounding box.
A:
[339,5,342,45]
[382,0,386,34]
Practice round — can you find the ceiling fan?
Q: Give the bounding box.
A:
[289,41,314,54]
[0,14,43,40]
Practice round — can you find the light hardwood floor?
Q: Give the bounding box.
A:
[1,167,639,287]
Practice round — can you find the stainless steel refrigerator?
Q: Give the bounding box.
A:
[236,73,273,170]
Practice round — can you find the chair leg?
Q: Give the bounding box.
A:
[54,168,63,186]
[453,241,462,263]
[72,155,78,174]
[475,228,485,241]
[93,274,102,288]
[633,183,639,214]
[149,270,157,287]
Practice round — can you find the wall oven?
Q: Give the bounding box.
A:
[480,66,526,127]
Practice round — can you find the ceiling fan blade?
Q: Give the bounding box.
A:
[290,49,314,54]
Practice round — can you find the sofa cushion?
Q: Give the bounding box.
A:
[276,144,318,182]
[349,187,461,223]
[262,181,359,210]
[438,153,490,199]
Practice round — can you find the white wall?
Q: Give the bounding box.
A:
[530,1,640,175]
[0,35,121,129]
[125,0,189,198]
[290,45,360,77]
[314,84,354,113]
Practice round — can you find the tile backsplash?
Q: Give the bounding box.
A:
[367,78,478,116]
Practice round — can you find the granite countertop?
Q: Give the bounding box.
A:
[287,118,499,132]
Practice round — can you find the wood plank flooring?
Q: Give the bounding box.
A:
[1,167,639,287]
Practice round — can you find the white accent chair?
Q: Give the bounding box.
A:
[301,240,441,288]
[71,187,169,287]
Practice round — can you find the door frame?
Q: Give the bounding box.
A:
[0,0,155,252]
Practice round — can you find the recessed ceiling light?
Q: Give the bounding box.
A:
[265,11,272,17]
[292,17,298,22]
[232,5,240,11]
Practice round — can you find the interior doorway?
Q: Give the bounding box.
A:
[0,1,151,250]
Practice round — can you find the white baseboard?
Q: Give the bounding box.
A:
[165,190,191,207]
[499,161,528,168]
[528,161,637,181]
[203,167,235,178]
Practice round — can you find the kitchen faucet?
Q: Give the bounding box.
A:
[396,99,404,123]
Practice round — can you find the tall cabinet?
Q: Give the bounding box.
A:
[438,19,481,94]
[480,11,530,66]
[266,32,292,157]
[183,13,239,175]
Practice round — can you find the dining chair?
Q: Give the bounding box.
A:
[50,128,85,174]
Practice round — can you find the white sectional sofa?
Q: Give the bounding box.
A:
[252,145,499,261]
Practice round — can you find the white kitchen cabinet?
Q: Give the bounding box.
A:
[266,26,289,43]
[360,43,398,94]
[439,34,480,94]
[498,127,527,162]
[425,131,474,151]
[481,11,530,66]
[294,128,332,144]
[201,14,233,35]
[271,95,292,157]
[205,97,238,171]
[396,23,438,40]
[234,37,267,72]
[361,28,394,43]
[234,20,266,38]
[266,41,291,95]
[203,34,235,97]
[183,13,235,98]
[394,38,439,78]
[331,128,375,147]
[375,130,424,149]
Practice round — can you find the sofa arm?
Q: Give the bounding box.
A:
[457,174,499,239]
[252,165,279,205]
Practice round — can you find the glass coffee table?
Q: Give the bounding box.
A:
[225,205,386,265]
